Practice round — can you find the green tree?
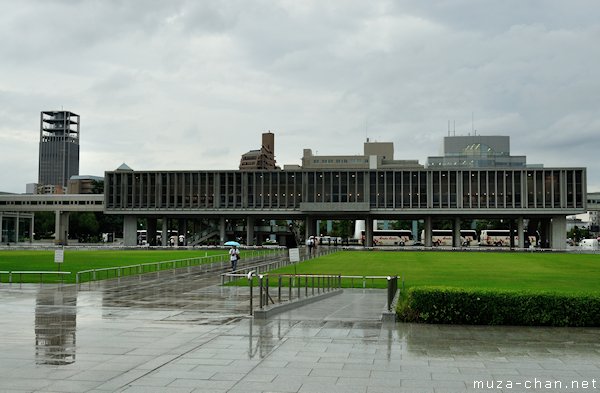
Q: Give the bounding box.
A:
[70,212,100,243]
[34,211,55,240]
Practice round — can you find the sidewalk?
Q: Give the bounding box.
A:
[1,268,599,392]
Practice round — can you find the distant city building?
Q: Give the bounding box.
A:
[239,132,277,170]
[67,175,104,194]
[38,111,80,192]
[426,135,528,168]
[302,139,422,169]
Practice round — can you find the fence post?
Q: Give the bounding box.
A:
[248,271,254,315]
[259,275,264,309]
[278,275,282,303]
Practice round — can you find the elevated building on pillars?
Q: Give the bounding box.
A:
[103,134,584,250]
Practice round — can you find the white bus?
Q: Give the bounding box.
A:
[479,229,517,247]
[361,230,414,246]
[420,229,478,247]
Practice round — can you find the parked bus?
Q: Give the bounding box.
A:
[479,229,517,247]
[361,229,414,246]
[420,229,478,247]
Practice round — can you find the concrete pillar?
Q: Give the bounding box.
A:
[551,216,567,250]
[316,220,321,236]
[147,218,157,246]
[246,216,255,246]
[161,217,168,246]
[509,220,515,249]
[517,216,525,249]
[326,220,333,234]
[453,217,461,247]
[15,214,20,244]
[365,217,373,247]
[54,211,70,245]
[0,213,3,243]
[219,216,226,244]
[412,220,418,241]
[123,216,137,246]
[424,216,432,247]
[305,216,314,240]
[29,214,34,243]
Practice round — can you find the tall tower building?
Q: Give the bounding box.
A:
[38,111,80,191]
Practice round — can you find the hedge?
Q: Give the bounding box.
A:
[397,286,600,326]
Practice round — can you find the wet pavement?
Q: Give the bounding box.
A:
[1,266,600,393]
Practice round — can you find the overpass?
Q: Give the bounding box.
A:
[0,194,104,244]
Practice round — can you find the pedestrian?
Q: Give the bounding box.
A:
[306,236,314,256]
[229,245,240,271]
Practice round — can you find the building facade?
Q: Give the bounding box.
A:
[38,111,80,190]
[239,132,277,170]
[427,135,528,168]
[104,166,585,248]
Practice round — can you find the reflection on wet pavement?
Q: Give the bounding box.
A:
[35,287,77,365]
[1,263,600,392]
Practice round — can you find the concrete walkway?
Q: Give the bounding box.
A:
[1,267,599,393]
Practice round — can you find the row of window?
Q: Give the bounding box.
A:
[105,169,585,210]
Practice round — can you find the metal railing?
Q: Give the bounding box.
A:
[221,246,340,285]
[245,273,342,315]
[0,270,71,285]
[76,249,286,287]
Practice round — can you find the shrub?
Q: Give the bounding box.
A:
[397,286,600,327]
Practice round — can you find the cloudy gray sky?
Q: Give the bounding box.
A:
[1,0,599,193]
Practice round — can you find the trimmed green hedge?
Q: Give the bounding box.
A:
[397,286,600,327]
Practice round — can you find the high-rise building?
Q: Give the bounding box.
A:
[239,132,277,170]
[38,111,80,191]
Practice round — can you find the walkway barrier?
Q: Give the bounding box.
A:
[221,246,340,285]
[0,270,71,285]
[76,248,286,288]
[245,272,342,316]
[240,271,402,317]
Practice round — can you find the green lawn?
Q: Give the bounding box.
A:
[268,251,600,294]
[0,249,232,283]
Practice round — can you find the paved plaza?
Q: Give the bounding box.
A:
[1,266,599,393]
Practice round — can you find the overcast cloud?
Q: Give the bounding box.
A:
[1,0,599,193]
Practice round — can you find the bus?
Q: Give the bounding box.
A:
[479,229,517,247]
[420,229,478,247]
[361,229,414,246]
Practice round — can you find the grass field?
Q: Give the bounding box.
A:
[268,251,600,294]
[0,249,232,283]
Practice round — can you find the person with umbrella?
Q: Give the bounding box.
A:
[225,241,240,271]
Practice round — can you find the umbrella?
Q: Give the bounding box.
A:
[224,241,241,247]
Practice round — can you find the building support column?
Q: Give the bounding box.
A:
[509,220,515,249]
[551,216,567,250]
[424,216,432,247]
[365,216,373,247]
[517,216,525,249]
[246,216,255,246]
[179,218,188,246]
[147,218,157,246]
[326,220,333,234]
[219,217,226,245]
[15,214,20,244]
[54,211,70,245]
[123,215,137,247]
[161,217,168,246]
[453,217,461,248]
[29,214,34,243]
[305,216,314,241]
[0,213,3,243]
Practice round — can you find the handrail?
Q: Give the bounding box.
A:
[1,270,71,285]
[76,248,286,287]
